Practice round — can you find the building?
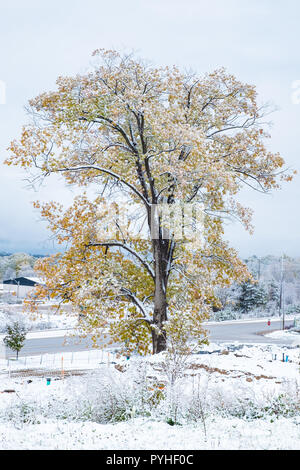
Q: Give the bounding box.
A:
[3,276,43,299]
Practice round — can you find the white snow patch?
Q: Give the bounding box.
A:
[0,342,300,450]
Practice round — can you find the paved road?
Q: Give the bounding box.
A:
[16,318,299,357]
[20,334,113,357]
[206,318,297,345]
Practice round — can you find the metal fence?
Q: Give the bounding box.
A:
[0,348,119,381]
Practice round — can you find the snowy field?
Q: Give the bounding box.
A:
[0,302,78,333]
[0,330,300,450]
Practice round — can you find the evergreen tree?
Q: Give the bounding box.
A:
[3,322,27,359]
[236,281,268,313]
[267,281,280,307]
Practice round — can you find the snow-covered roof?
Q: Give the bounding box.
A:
[22,277,44,284]
[3,276,44,286]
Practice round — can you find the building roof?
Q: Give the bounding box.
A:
[3,277,44,286]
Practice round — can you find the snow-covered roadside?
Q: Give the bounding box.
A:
[0,347,113,373]
[0,302,78,333]
[1,305,300,450]
[265,329,300,343]
[0,328,76,341]
[0,341,299,450]
[205,313,300,326]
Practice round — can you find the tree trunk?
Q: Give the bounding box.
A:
[152,238,168,354]
[152,298,167,354]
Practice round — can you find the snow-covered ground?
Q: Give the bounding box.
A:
[0,302,78,333]
[265,328,300,341]
[0,332,300,450]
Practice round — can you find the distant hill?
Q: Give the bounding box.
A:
[0,252,45,258]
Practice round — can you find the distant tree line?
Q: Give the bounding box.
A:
[213,255,300,320]
[0,253,40,281]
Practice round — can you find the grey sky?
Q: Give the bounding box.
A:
[0,0,299,256]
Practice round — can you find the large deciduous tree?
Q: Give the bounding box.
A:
[6,50,292,354]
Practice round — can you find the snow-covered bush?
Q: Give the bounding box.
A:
[285,304,300,315]
[1,358,300,430]
[216,392,299,421]
[211,307,241,322]
[4,401,42,427]
[207,379,300,421]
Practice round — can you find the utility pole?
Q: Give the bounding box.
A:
[279,255,285,330]
[257,257,261,281]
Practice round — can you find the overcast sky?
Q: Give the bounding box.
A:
[0,0,299,257]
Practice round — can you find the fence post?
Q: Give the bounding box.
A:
[61,356,64,381]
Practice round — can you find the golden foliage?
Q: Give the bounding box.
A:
[5,50,293,354]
